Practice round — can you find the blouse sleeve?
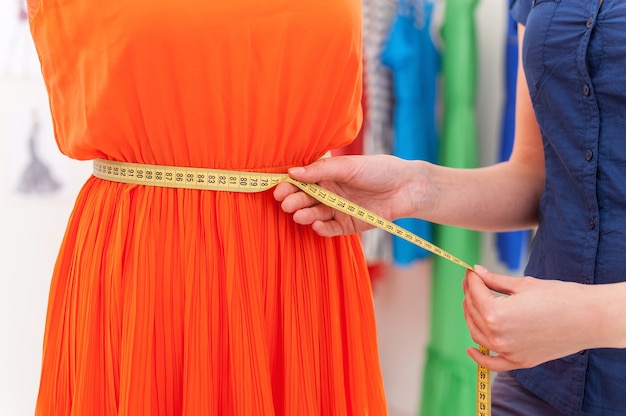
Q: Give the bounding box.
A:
[510,0,532,25]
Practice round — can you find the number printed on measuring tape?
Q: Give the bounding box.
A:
[477,346,491,416]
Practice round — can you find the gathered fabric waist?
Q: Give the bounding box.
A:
[91,157,473,271]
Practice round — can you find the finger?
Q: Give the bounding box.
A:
[466,347,518,373]
[273,182,300,202]
[472,265,521,296]
[310,219,349,237]
[292,204,336,226]
[463,296,489,347]
[287,156,357,184]
[464,273,501,348]
[279,190,318,214]
[462,269,471,295]
[466,270,496,312]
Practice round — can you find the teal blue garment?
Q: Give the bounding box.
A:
[381,0,440,265]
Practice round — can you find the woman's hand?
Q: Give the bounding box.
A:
[274,154,425,237]
[462,266,615,372]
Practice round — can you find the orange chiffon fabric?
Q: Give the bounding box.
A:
[28,0,387,415]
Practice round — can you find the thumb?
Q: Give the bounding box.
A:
[287,156,355,184]
[472,265,520,296]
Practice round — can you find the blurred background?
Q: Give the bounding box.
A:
[0,0,525,415]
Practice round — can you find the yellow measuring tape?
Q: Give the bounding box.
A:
[93,158,491,415]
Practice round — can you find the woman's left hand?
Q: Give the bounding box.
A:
[462,266,600,371]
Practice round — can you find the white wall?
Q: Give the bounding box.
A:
[0,1,508,415]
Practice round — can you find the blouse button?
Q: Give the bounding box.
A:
[583,84,591,96]
[586,17,594,28]
[589,217,596,230]
[585,149,593,161]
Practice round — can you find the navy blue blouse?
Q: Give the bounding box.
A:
[510,0,626,414]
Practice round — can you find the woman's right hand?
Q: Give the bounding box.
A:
[274,154,425,237]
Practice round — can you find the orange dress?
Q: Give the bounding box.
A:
[28,0,387,415]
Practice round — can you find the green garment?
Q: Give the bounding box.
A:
[419,0,482,415]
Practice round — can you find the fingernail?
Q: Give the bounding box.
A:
[289,167,305,175]
[474,264,489,273]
